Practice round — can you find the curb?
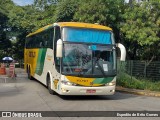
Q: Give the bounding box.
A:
[116,86,160,97]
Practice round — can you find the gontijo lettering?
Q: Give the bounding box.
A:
[29,51,36,57]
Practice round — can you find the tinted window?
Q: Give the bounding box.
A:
[25,28,54,49]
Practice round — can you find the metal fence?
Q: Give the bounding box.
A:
[117,60,160,81]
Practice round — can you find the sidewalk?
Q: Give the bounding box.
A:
[116,86,160,97]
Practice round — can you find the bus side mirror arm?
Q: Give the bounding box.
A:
[116,43,126,61]
[56,39,63,58]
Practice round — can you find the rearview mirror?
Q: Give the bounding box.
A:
[116,43,126,61]
[56,39,63,58]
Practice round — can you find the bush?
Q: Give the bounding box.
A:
[117,73,160,91]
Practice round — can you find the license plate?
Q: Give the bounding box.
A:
[86,89,96,93]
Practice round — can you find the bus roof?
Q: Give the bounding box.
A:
[26,24,53,37]
[26,22,112,37]
[58,22,112,31]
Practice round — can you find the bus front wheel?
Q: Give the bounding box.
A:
[47,74,56,95]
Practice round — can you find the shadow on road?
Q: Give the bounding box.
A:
[27,76,137,101]
[58,91,137,101]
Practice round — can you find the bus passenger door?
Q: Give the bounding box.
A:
[49,26,61,93]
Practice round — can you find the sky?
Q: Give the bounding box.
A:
[12,0,34,6]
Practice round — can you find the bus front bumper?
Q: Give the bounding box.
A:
[59,84,115,95]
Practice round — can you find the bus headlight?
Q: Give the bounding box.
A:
[105,81,116,86]
[61,80,77,86]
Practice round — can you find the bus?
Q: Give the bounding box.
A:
[24,22,126,95]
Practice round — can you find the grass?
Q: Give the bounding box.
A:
[117,73,160,92]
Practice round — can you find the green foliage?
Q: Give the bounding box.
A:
[74,0,107,24]
[74,0,126,42]
[120,0,160,60]
[0,31,12,49]
[13,32,27,60]
[34,0,60,9]
[0,0,13,58]
[117,60,160,91]
[117,72,160,91]
[8,5,38,32]
[121,1,160,46]
[55,0,79,22]
[74,0,124,27]
[1,0,160,61]
[0,10,8,31]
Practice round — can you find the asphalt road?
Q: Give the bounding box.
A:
[0,68,159,120]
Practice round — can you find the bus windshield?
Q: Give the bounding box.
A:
[63,27,112,44]
[62,43,116,77]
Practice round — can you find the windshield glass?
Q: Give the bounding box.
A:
[62,43,116,77]
[63,27,113,44]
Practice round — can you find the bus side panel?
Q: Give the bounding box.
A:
[35,48,47,76]
[34,48,53,85]
[24,48,27,71]
[25,48,39,77]
[34,48,60,88]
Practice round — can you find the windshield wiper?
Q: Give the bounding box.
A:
[77,58,106,77]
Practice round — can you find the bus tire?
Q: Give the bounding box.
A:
[47,74,56,95]
[27,67,33,80]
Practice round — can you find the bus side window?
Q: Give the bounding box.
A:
[36,34,42,48]
[31,35,36,48]
[54,26,61,72]
[40,42,43,48]
[48,28,54,49]
[45,41,48,47]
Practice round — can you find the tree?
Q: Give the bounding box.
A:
[6,1,57,60]
[121,0,160,60]
[74,0,125,42]
[0,11,8,50]
[54,0,79,22]
[1,0,159,62]
[34,0,59,10]
[0,0,13,59]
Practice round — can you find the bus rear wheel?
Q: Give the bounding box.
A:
[47,75,56,95]
[27,67,33,80]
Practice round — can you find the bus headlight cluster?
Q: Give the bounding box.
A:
[61,80,77,86]
[105,81,116,86]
